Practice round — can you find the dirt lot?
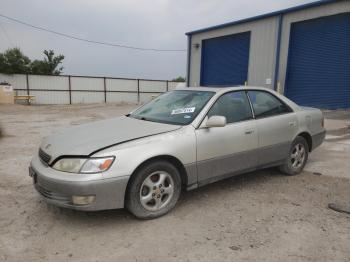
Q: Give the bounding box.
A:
[0,104,349,262]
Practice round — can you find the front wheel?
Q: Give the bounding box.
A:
[279,136,309,176]
[125,161,181,219]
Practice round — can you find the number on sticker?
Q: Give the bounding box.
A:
[171,107,195,115]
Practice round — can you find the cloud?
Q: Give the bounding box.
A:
[0,0,312,79]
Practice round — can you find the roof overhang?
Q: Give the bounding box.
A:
[185,0,341,35]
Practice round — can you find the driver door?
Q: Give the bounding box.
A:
[195,91,258,185]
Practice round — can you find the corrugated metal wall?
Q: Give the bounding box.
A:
[189,16,278,88]
[70,77,105,104]
[0,73,183,105]
[188,0,350,95]
[28,75,69,104]
[106,78,138,104]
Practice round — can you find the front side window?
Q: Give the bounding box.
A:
[130,90,215,125]
[247,91,292,118]
[207,91,253,123]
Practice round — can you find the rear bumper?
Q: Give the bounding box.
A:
[30,162,129,211]
[311,130,326,151]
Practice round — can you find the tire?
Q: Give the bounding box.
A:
[279,136,309,176]
[125,161,181,219]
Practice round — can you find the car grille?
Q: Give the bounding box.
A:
[39,148,51,165]
[35,184,71,203]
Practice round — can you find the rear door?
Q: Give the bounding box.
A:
[247,90,298,167]
[195,91,258,184]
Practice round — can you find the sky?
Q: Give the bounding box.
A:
[0,0,314,80]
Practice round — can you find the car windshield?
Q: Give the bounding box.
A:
[130,90,215,125]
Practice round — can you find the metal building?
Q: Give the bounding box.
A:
[186,0,350,109]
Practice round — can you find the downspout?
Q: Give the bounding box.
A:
[186,35,192,87]
[273,14,283,91]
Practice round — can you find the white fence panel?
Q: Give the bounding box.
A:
[139,80,166,93]
[14,90,27,96]
[106,78,138,103]
[0,73,27,90]
[71,77,104,91]
[140,93,162,103]
[106,78,137,92]
[30,90,70,104]
[0,73,185,104]
[107,93,138,103]
[71,91,104,104]
[29,75,69,90]
[139,79,163,103]
[168,81,184,90]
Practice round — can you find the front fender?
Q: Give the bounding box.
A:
[93,126,197,183]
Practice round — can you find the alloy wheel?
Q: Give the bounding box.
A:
[139,171,174,211]
[290,143,306,169]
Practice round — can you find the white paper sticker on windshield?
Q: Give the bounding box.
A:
[171,107,195,115]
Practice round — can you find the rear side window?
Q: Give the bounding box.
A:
[207,91,253,123]
[247,91,292,118]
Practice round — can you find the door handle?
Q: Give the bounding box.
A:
[245,129,254,135]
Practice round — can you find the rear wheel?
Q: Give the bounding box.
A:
[125,161,181,219]
[279,136,309,175]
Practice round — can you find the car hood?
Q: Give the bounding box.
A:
[40,116,181,163]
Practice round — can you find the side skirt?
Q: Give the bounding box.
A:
[186,159,286,190]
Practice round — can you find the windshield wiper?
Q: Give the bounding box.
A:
[132,115,150,121]
[139,116,160,123]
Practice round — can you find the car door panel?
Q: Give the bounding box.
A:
[247,90,298,167]
[195,91,259,185]
[196,121,258,184]
[255,113,298,166]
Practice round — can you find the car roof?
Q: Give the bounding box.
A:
[176,86,274,94]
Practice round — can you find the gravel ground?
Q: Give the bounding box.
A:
[0,104,349,262]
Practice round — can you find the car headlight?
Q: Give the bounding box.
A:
[52,157,115,174]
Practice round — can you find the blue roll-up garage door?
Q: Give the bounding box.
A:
[200,32,250,87]
[285,13,350,109]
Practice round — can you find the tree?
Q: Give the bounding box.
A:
[0,48,31,74]
[0,48,65,75]
[31,50,64,75]
[171,76,186,82]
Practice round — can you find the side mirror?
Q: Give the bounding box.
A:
[206,115,227,128]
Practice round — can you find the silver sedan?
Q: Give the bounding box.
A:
[30,86,326,219]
